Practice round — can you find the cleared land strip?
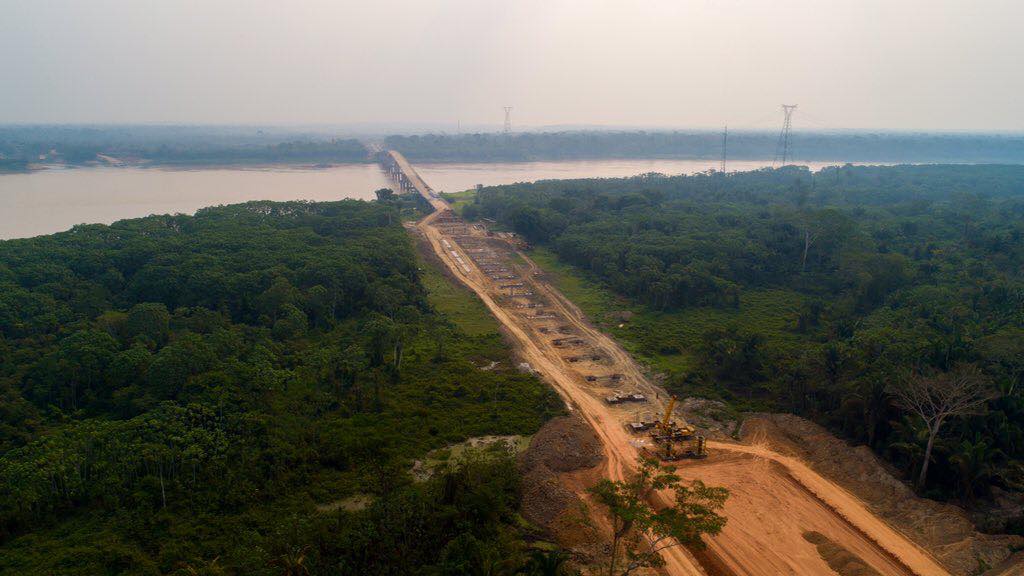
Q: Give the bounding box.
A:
[397,156,949,576]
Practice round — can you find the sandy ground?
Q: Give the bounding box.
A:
[390,151,957,576]
[740,415,1022,573]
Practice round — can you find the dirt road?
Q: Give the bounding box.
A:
[521,249,948,576]
[399,161,951,576]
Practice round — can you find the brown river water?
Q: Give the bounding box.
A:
[415,158,849,193]
[1,159,855,239]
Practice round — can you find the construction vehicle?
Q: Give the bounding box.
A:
[643,396,707,460]
[604,391,647,405]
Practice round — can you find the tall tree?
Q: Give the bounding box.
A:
[890,364,998,489]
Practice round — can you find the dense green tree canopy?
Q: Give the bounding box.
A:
[0,199,561,574]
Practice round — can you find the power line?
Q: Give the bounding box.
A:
[503,106,512,135]
[795,109,835,131]
[773,104,797,166]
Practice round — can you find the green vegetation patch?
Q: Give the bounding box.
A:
[417,245,499,336]
[530,247,807,379]
[529,247,627,322]
[441,189,479,217]
[0,199,562,575]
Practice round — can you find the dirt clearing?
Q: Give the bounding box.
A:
[741,414,1023,574]
[671,450,918,575]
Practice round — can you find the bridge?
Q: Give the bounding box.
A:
[376,148,447,212]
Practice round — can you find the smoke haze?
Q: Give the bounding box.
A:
[2,0,1021,130]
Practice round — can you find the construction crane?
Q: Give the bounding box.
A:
[656,396,680,435]
[645,395,707,460]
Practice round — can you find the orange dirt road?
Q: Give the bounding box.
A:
[394,153,950,576]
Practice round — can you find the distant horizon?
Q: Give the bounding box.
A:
[4,123,1024,138]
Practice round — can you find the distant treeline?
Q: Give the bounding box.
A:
[386,131,1024,163]
[0,159,30,173]
[133,139,371,166]
[8,125,1024,168]
[0,125,370,166]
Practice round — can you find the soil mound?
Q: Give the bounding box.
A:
[519,414,606,559]
[520,413,603,474]
[743,413,1023,575]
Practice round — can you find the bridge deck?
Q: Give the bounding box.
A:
[387,150,447,211]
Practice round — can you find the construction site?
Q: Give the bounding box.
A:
[387,149,1023,576]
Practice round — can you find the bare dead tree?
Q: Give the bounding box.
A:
[795,203,817,274]
[890,364,998,489]
[801,228,817,273]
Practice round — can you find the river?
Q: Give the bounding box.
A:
[0,164,389,240]
[1,158,853,239]
[414,158,856,193]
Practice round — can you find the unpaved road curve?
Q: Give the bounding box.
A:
[397,155,950,576]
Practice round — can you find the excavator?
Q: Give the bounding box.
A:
[644,395,707,460]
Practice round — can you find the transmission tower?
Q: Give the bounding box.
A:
[503,106,512,135]
[720,125,728,173]
[773,104,797,166]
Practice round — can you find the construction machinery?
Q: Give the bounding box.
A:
[604,391,647,405]
[644,396,707,460]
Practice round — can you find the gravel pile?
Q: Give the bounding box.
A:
[518,414,605,561]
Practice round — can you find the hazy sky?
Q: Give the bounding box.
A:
[2,0,1022,131]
